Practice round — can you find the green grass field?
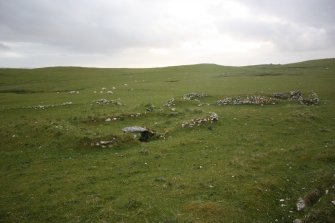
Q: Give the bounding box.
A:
[0,59,334,223]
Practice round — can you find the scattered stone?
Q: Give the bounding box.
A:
[331,200,335,205]
[182,92,207,101]
[145,103,155,112]
[164,98,176,107]
[293,219,303,223]
[82,136,124,149]
[68,90,79,94]
[94,98,122,105]
[182,112,218,128]
[107,91,113,94]
[26,101,73,110]
[95,113,145,122]
[62,102,73,106]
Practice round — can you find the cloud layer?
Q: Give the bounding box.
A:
[0,0,334,67]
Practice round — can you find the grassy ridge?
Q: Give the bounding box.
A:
[0,59,334,222]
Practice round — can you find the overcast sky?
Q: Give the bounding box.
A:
[0,0,334,68]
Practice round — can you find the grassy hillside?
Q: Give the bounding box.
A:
[0,58,334,222]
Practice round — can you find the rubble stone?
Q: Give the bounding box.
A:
[94,98,122,105]
[182,112,218,128]
[182,92,207,101]
[164,98,176,107]
[217,96,275,106]
[300,92,320,105]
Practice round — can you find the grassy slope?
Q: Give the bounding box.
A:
[0,59,334,222]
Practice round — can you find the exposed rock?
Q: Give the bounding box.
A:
[297,197,306,211]
[122,126,148,133]
[122,126,165,142]
[122,126,153,142]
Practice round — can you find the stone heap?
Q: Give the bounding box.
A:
[301,92,320,105]
[217,96,275,106]
[273,90,303,100]
[289,90,304,101]
[182,92,207,101]
[182,112,219,128]
[273,90,320,105]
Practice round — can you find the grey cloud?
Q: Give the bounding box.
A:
[0,42,10,50]
[0,0,334,67]
[217,18,333,51]
[0,0,184,53]
[239,0,335,26]
[212,0,335,52]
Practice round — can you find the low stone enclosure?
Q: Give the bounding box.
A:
[80,90,319,146]
[83,112,146,123]
[217,90,320,106]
